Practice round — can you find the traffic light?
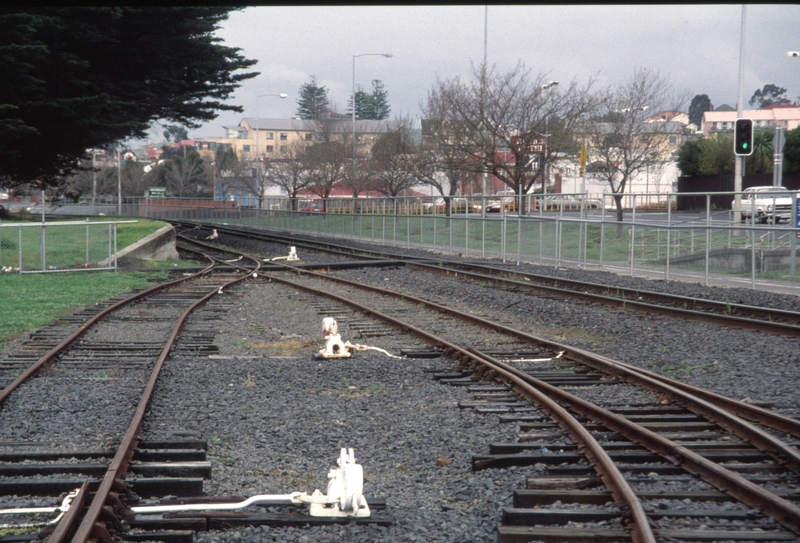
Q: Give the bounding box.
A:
[734,118,753,156]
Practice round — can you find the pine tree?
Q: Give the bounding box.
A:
[295,76,330,120]
[370,80,391,120]
[347,86,370,120]
[348,80,390,120]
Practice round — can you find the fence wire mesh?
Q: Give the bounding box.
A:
[0,221,117,273]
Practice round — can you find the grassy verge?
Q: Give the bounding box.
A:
[0,218,189,351]
[0,270,172,350]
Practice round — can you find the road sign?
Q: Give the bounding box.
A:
[512,134,547,155]
[147,187,166,199]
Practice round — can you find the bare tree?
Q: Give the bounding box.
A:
[583,67,687,225]
[303,113,349,210]
[270,140,314,210]
[163,151,208,198]
[425,62,599,215]
[214,147,240,202]
[62,159,117,202]
[120,160,148,197]
[417,90,478,215]
[367,118,419,212]
[238,159,274,208]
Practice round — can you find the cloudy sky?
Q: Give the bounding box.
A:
[181,5,799,140]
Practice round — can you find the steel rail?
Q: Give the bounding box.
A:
[405,261,800,337]
[0,260,215,406]
[180,225,800,438]
[178,227,800,440]
[171,221,800,337]
[465,347,800,535]
[563,349,800,440]
[278,261,800,470]
[255,269,654,543]
[415,259,800,325]
[251,261,800,533]
[67,253,262,543]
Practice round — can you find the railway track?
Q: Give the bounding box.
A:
[3,226,799,542]
[171,221,800,338]
[174,233,800,542]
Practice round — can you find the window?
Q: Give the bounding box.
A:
[668,136,677,144]
[208,142,218,150]
[267,132,274,140]
[266,145,274,153]
[305,133,313,141]
[280,133,288,140]
[280,145,287,153]
[242,145,251,152]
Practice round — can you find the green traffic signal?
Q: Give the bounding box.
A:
[734,118,753,156]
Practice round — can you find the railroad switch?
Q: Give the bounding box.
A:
[317,318,403,360]
[319,317,351,358]
[1,450,370,523]
[269,246,299,262]
[130,448,370,518]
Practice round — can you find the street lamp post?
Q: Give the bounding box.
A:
[254,93,287,206]
[541,81,559,199]
[352,53,392,199]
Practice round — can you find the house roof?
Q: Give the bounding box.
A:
[240,117,395,134]
[703,107,800,122]
[764,103,798,109]
[714,104,736,112]
[589,121,684,135]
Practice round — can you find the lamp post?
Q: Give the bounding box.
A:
[541,81,559,198]
[352,53,392,184]
[255,93,287,205]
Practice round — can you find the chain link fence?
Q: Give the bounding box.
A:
[0,220,125,274]
[31,195,798,291]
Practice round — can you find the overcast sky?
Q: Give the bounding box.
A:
[178,5,799,141]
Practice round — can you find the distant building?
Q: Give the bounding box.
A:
[193,117,395,161]
[700,106,800,136]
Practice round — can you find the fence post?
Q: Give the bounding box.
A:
[705,194,711,286]
[18,225,22,273]
[465,213,469,257]
[751,219,756,289]
[114,223,118,272]
[86,218,90,266]
[666,195,672,281]
[629,194,636,277]
[555,216,561,269]
[599,204,605,267]
[791,193,797,276]
[501,213,506,263]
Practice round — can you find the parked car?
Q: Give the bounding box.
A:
[422,197,469,213]
[529,195,604,211]
[298,201,324,213]
[731,186,794,223]
[484,196,517,213]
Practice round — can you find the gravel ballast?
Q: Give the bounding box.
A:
[4,230,800,542]
[137,231,800,542]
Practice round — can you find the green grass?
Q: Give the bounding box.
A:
[0,219,175,350]
[0,270,170,349]
[0,217,168,271]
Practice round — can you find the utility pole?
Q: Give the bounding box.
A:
[733,5,746,225]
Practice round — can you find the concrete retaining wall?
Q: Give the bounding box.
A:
[99,224,179,266]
